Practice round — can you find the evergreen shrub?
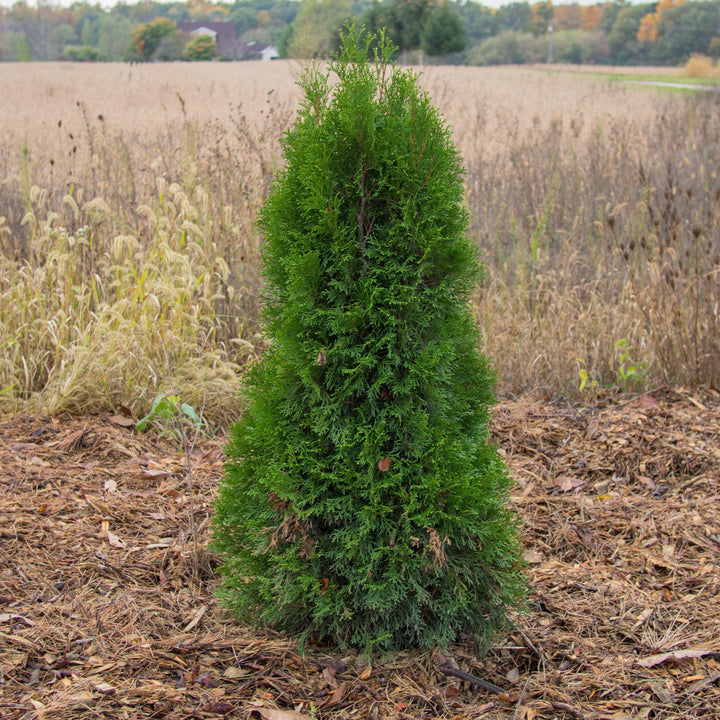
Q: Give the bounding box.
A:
[212,24,526,651]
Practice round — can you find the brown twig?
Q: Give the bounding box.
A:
[437,662,505,695]
[551,701,589,719]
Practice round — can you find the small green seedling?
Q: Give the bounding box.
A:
[615,339,647,387]
[578,365,598,393]
[135,393,203,437]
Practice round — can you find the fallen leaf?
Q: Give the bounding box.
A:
[321,682,346,707]
[9,442,38,451]
[107,530,125,548]
[555,475,585,492]
[182,605,207,632]
[519,705,536,720]
[157,485,183,498]
[0,613,35,626]
[69,691,96,705]
[141,468,173,479]
[197,670,218,687]
[94,682,116,694]
[377,457,391,472]
[686,671,720,693]
[142,542,173,550]
[322,665,338,689]
[585,420,599,440]
[201,701,235,715]
[6,651,27,666]
[506,667,520,685]
[638,649,716,668]
[523,550,543,564]
[251,709,312,720]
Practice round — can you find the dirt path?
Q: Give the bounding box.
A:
[1,388,719,719]
[629,80,720,91]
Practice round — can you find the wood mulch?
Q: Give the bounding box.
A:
[1,387,719,720]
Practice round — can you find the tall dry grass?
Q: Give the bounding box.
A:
[1,62,718,423]
[682,54,720,79]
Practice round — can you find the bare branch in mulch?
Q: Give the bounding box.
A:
[1,386,719,719]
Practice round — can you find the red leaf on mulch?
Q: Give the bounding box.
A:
[201,701,235,715]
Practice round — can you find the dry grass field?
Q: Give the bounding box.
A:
[1,61,719,420]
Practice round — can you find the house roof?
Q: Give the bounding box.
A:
[176,21,238,55]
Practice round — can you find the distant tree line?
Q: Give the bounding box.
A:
[1,0,719,66]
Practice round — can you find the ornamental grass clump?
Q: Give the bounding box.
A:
[212,25,525,651]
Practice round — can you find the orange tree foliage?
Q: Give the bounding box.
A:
[638,0,687,44]
[132,17,176,59]
[554,4,585,31]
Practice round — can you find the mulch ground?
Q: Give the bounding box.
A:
[1,387,719,720]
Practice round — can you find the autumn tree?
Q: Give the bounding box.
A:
[183,32,216,60]
[637,0,687,44]
[131,17,175,60]
[654,0,720,61]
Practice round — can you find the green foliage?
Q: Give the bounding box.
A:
[1,0,720,66]
[421,6,466,58]
[466,29,543,65]
[496,1,533,33]
[97,16,134,60]
[131,17,176,60]
[15,35,32,61]
[212,24,526,652]
[552,29,610,64]
[608,4,651,64]
[654,1,720,63]
[136,393,205,438]
[50,24,78,57]
[614,339,647,388]
[63,44,108,61]
[183,33,217,60]
[362,0,438,56]
[578,364,599,394]
[456,2,499,45]
[286,0,352,58]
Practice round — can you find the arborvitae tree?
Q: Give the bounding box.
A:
[421,6,467,59]
[212,24,525,652]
